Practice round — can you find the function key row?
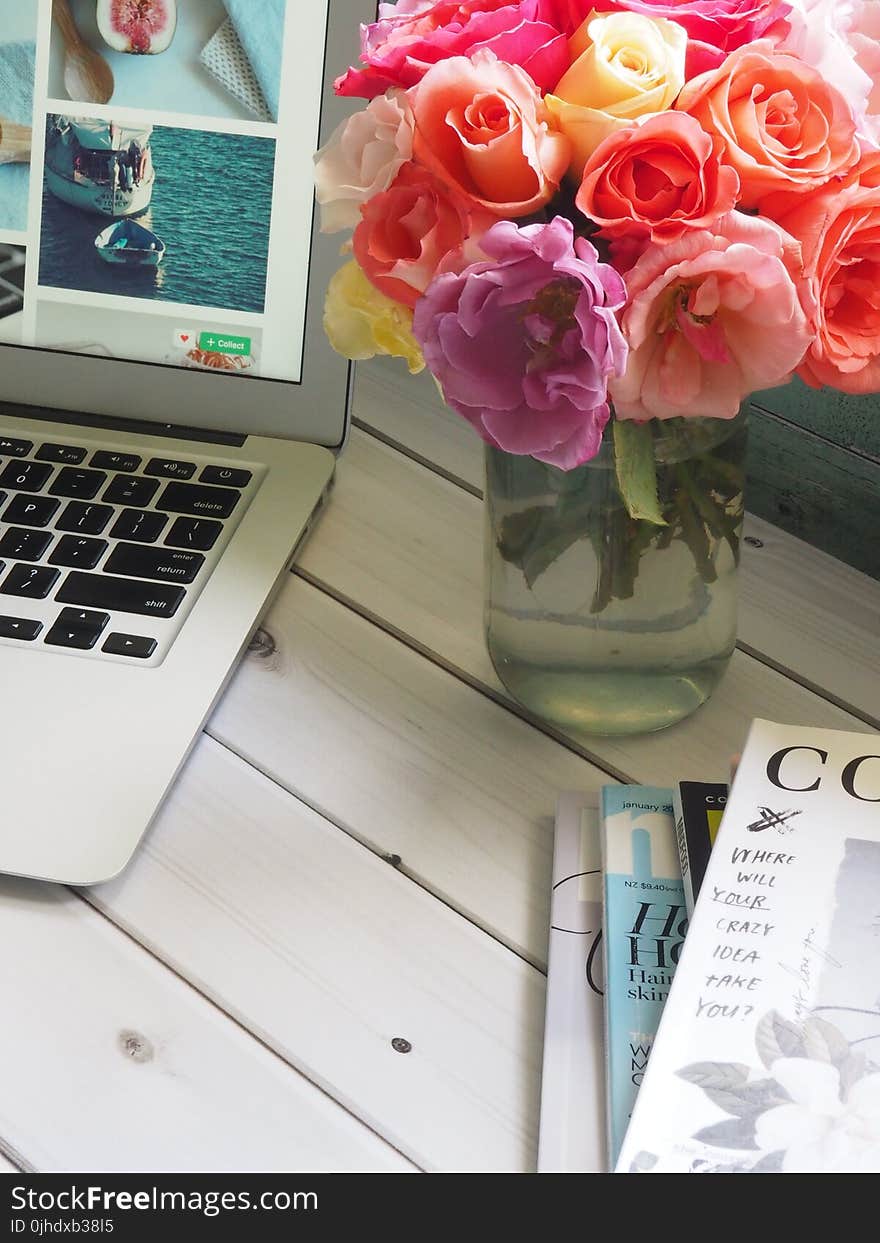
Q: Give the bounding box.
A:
[1,443,251,486]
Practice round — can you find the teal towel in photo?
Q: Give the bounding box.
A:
[223,0,286,122]
[0,40,35,233]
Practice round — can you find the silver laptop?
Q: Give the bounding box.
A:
[0,0,369,883]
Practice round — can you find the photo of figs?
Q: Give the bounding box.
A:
[96,0,177,56]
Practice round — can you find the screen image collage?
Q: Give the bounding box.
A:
[0,0,318,384]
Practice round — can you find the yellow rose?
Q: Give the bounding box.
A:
[323,260,425,374]
[546,11,687,179]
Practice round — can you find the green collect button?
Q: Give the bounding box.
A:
[198,331,252,356]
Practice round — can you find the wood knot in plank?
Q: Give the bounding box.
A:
[118,1030,154,1064]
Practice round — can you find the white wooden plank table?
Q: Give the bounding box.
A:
[2,358,878,1174]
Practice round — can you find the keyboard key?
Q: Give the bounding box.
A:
[56,502,114,535]
[36,443,87,465]
[104,543,204,584]
[45,607,109,651]
[144,458,196,480]
[49,535,108,570]
[0,460,53,492]
[0,437,33,457]
[0,527,53,562]
[102,632,157,660]
[91,451,142,472]
[0,615,42,641]
[109,508,168,544]
[56,572,185,618]
[1,564,60,599]
[103,475,159,507]
[49,467,107,500]
[164,516,223,551]
[2,494,60,528]
[200,466,252,488]
[156,481,240,519]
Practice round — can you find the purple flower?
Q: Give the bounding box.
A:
[412,217,628,469]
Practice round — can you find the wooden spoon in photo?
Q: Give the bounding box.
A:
[52,0,115,105]
[0,118,31,165]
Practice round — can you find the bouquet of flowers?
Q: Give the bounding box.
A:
[314,1,880,598]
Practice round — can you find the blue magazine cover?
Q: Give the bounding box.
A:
[601,786,687,1167]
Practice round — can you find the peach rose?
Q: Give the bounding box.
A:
[545,11,687,178]
[764,153,880,393]
[314,92,414,234]
[353,163,493,308]
[676,42,860,209]
[611,211,814,420]
[577,112,741,242]
[411,49,570,217]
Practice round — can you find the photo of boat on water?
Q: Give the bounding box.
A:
[39,115,276,314]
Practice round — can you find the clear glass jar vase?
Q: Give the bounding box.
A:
[483,409,748,735]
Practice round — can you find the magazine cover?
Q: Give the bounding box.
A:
[601,786,686,1168]
[674,781,728,917]
[537,792,605,1173]
[618,720,880,1174]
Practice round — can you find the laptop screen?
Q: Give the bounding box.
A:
[0,0,328,388]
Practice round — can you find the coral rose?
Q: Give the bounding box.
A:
[577,112,741,243]
[545,11,687,178]
[324,260,425,373]
[611,212,814,421]
[764,153,880,393]
[412,217,628,469]
[411,50,570,217]
[676,42,860,209]
[314,92,414,234]
[604,1,794,77]
[335,0,571,98]
[353,163,493,308]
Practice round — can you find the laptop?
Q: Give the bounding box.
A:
[0,0,370,883]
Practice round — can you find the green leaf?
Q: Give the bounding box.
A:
[613,420,668,526]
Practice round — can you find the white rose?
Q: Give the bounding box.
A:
[314,92,414,233]
[545,10,687,177]
[784,0,880,148]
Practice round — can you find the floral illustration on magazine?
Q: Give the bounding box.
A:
[629,1008,880,1173]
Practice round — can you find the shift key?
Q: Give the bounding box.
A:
[56,572,185,618]
[157,481,240,519]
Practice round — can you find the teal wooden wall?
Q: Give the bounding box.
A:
[747,381,879,581]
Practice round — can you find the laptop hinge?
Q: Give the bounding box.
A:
[0,400,247,447]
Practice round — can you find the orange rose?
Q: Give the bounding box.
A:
[411,49,570,217]
[676,42,860,209]
[353,163,493,308]
[764,153,880,394]
[577,112,740,243]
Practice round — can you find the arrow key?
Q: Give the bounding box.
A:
[101,633,157,660]
[44,608,110,651]
[0,615,43,642]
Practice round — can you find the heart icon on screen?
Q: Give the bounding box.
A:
[174,329,195,350]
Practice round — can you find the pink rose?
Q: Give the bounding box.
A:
[611,212,814,420]
[604,1,794,77]
[314,92,414,233]
[335,0,570,98]
[353,163,493,308]
[411,51,570,218]
[783,1,880,148]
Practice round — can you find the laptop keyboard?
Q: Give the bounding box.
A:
[0,434,263,666]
